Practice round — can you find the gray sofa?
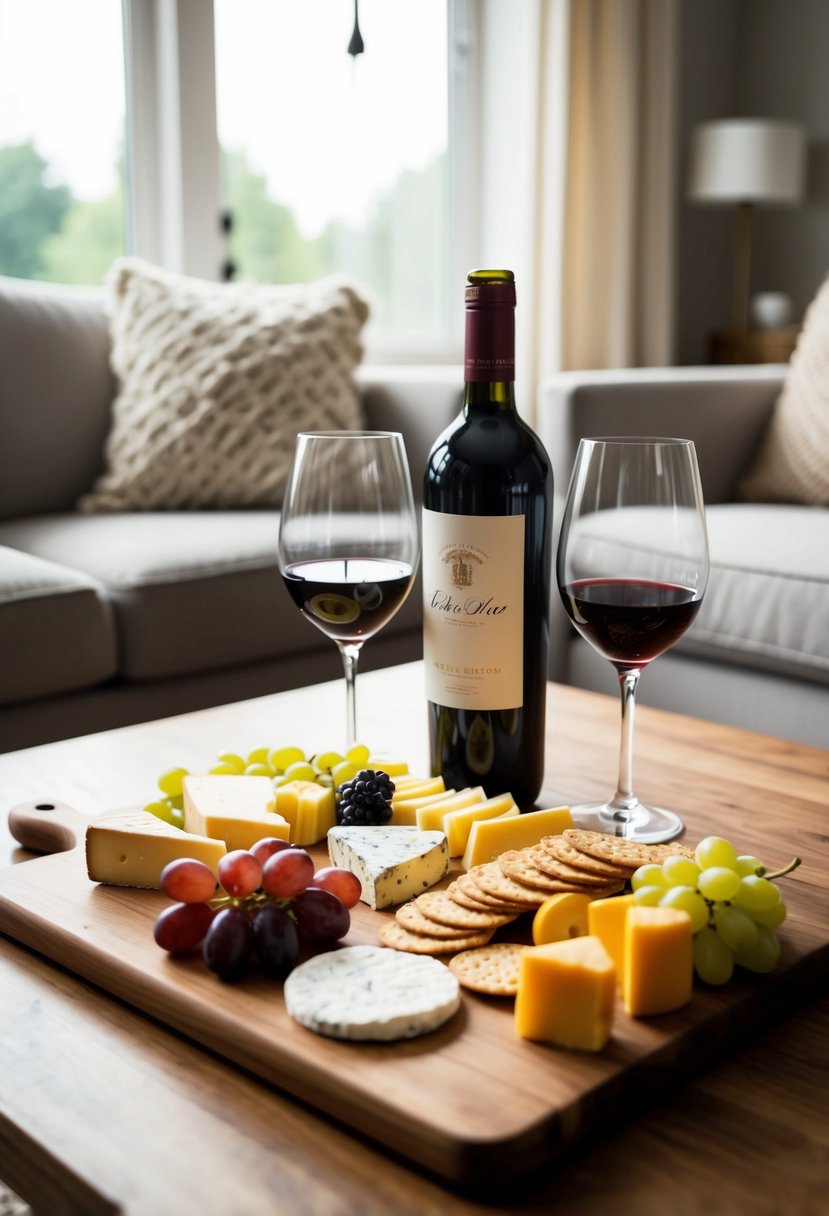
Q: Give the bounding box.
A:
[539,367,829,750]
[0,275,461,753]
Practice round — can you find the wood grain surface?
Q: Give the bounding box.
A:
[1,664,827,1213]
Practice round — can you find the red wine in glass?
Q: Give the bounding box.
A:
[561,578,703,667]
[282,557,416,643]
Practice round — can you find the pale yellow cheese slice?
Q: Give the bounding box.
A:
[461,805,574,871]
[414,787,487,831]
[85,809,227,889]
[391,789,456,826]
[272,779,336,845]
[183,775,290,851]
[442,792,518,857]
[391,776,446,802]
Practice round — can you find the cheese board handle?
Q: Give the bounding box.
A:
[7,800,87,855]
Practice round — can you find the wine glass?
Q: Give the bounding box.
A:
[556,437,709,842]
[278,431,420,746]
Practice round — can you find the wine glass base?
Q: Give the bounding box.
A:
[569,801,684,845]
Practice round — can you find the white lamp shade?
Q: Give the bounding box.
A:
[688,119,805,205]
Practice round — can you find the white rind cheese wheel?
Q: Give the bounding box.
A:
[284,945,461,1041]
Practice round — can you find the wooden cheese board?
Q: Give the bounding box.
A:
[1,798,827,1189]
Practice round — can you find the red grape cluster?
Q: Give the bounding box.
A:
[153,837,361,981]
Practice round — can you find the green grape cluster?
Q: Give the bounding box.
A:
[632,835,801,986]
[144,743,371,828]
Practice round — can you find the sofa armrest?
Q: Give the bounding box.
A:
[358,365,463,500]
[537,365,787,504]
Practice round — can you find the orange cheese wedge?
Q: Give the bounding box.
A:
[623,905,693,1016]
[587,892,637,977]
[515,936,616,1051]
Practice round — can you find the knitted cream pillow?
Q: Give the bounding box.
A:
[78,258,369,512]
[740,277,829,505]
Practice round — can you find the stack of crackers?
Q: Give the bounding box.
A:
[378,830,696,996]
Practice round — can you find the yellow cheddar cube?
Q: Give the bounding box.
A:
[414,787,487,831]
[183,776,290,851]
[623,906,693,1017]
[532,892,592,945]
[272,780,336,846]
[587,893,637,978]
[442,792,518,857]
[462,805,574,871]
[515,936,616,1051]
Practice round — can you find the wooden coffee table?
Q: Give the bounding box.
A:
[0,662,827,1215]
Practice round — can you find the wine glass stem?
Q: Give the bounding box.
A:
[613,667,641,811]
[339,642,362,746]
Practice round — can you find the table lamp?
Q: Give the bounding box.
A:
[688,119,805,332]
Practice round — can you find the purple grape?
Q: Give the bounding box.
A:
[251,903,299,978]
[154,901,216,953]
[202,906,253,981]
[292,887,350,949]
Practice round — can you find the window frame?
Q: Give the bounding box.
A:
[122,0,478,362]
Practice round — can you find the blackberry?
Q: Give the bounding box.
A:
[336,769,395,826]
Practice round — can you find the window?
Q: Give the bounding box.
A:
[0,0,127,284]
[214,0,455,357]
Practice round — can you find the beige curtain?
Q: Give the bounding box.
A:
[561,0,678,370]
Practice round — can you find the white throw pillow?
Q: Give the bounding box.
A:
[740,276,829,506]
[78,258,369,512]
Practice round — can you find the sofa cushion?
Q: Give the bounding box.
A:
[0,545,117,705]
[675,504,829,686]
[0,277,113,520]
[0,514,421,683]
[740,276,829,504]
[77,259,369,513]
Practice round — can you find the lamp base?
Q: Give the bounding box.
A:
[708,327,800,365]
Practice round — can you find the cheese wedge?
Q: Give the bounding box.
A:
[367,755,410,777]
[623,906,693,1016]
[532,892,592,945]
[86,809,226,889]
[414,787,487,831]
[327,825,449,910]
[272,779,336,845]
[462,805,574,870]
[442,792,518,857]
[391,789,456,826]
[183,775,290,851]
[391,776,446,802]
[587,893,637,978]
[515,936,616,1051]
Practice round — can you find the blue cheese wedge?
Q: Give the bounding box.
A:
[284,945,461,1040]
[327,825,449,910]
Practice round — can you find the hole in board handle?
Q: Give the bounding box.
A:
[34,803,57,811]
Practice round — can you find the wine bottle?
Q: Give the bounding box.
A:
[422,269,553,807]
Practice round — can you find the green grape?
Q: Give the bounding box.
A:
[208,763,241,776]
[631,864,668,891]
[158,767,189,798]
[332,760,357,785]
[345,743,370,767]
[245,762,275,778]
[692,927,734,985]
[662,856,701,888]
[697,866,741,902]
[750,899,787,929]
[632,884,666,907]
[169,807,185,830]
[145,799,177,824]
[282,760,317,782]
[268,746,306,772]
[660,886,709,933]
[694,835,738,871]
[312,751,345,773]
[733,874,781,913]
[315,773,335,788]
[247,746,271,764]
[735,854,764,877]
[713,905,758,953]
[734,923,781,974]
[216,752,245,773]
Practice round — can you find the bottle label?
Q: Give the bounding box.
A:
[422,509,524,710]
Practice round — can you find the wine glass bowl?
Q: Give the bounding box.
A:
[278,431,419,745]
[556,437,709,842]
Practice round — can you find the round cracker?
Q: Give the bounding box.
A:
[449,876,529,914]
[540,836,629,879]
[396,901,482,939]
[378,920,494,955]
[414,890,518,931]
[467,861,546,907]
[526,845,616,886]
[448,943,525,996]
[563,829,695,869]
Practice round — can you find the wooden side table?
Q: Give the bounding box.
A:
[708,327,800,364]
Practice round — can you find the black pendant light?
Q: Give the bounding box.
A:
[347,0,364,57]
